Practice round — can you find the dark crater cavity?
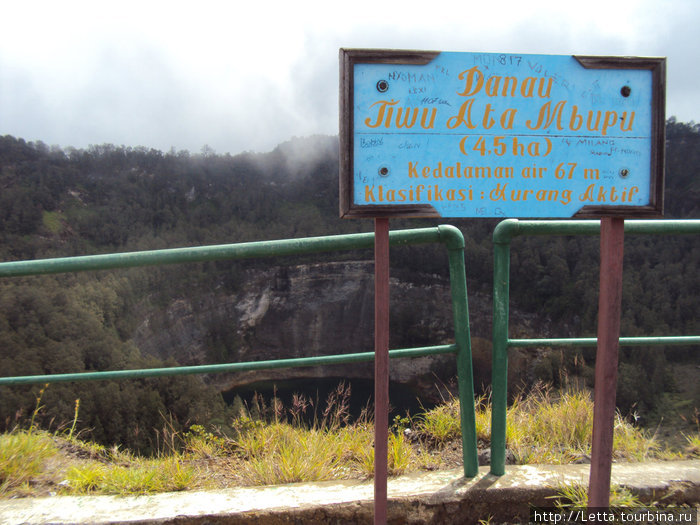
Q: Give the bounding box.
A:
[222,377,436,424]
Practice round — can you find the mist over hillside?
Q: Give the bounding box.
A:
[0,120,697,450]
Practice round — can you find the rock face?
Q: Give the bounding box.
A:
[133,261,493,401]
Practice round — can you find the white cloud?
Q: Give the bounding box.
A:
[1,0,698,153]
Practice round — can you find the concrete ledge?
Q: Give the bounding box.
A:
[1,461,698,524]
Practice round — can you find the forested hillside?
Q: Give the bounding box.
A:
[0,120,697,450]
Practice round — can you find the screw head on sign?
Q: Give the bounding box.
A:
[620,86,631,97]
[376,80,389,93]
[619,168,630,179]
[378,166,390,177]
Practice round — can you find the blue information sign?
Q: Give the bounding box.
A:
[340,50,665,218]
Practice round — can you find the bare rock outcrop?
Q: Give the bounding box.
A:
[133,261,494,398]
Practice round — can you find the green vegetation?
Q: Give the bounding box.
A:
[418,386,683,465]
[0,430,58,494]
[66,455,196,495]
[229,384,426,484]
[1,385,697,499]
[0,120,698,451]
[415,398,463,444]
[681,409,700,458]
[552,482,644,508]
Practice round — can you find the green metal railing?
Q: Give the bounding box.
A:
[0,225,479,477]
[490,219,700,476]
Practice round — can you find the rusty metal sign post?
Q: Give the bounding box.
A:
[588,217,626,507]
[373,217,390,524]
[340,49,665,521]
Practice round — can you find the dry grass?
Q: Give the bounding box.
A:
[0,430,58,495]
[553,481,644,508]
[415,384,684,465]
[66,455,196,495]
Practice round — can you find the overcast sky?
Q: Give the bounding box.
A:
[1,0,698,155]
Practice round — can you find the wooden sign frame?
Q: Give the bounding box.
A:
[339,49,666,219]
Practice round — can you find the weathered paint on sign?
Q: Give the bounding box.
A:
[340,50,665,218]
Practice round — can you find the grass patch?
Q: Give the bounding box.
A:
[231,400,419,485]
[415,399,462,445]
[236,423,348,484]
[680,409,700,458]
[553,481,644,508]
[504,386,666,464]
[0,430,58,496]
[66,455,196,495]
[683,433,700,457]
[414,385,683,465]
[503,385,675,464]
[41,210,65,234]
[506,387,595,464]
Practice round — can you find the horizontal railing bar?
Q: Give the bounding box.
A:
[0,227,450,278]
[0,344,458,386]
[508,336,700,348]
[493,219,700,244]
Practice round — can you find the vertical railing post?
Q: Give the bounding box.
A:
[440,225,479,478]
[490,231,512,476]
